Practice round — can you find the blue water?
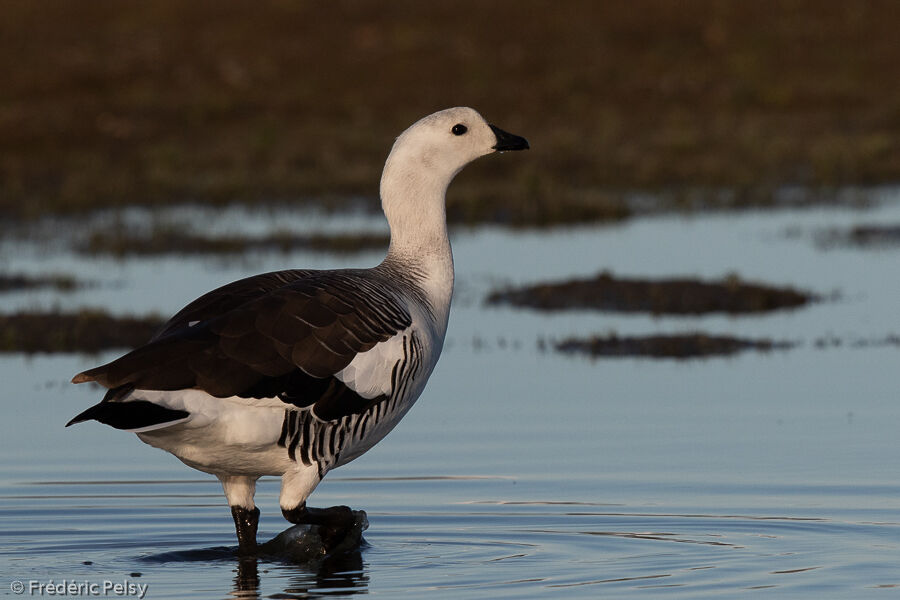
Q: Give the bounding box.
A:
[2,199,900,597]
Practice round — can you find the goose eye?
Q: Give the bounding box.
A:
[451,124,468,136]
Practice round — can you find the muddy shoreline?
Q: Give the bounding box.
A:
[0,311,163,354]
[0,274,81,293]
[78,227,389,257]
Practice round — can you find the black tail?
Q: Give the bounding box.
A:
[66,400,190,430]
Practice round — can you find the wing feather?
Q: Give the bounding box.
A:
[73,269,414,421]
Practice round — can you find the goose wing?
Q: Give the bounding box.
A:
[71,269,414,421]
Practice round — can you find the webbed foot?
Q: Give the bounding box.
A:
[282,504,363,554]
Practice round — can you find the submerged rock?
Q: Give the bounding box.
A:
[258,509,368,562]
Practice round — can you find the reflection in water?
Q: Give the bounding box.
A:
[313,551,369,595]
[140,536,368,599]
[139,522,370,598]
[232,558,259,599]
[230,551,368,599]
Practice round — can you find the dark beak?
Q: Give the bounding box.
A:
[489,124,530,151]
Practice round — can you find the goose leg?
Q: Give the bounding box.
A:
[219,475,260,554]
[231,506,260,554]
[279,466,359,552]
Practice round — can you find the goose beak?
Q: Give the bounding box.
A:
[489,124,530,152]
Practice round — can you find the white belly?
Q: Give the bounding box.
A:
[135,323,441,478]
[137,394,295,476]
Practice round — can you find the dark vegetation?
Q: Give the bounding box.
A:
[0,311,164,353]
[0,273,80,292]
[487,272,814,315]
[3,1,900,224]
[815,224,900,249]
[555,333,794,359]
[79,226,389,257]
[813,333,900,349]
[553,331,899,359]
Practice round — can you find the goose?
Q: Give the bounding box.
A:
[67,107,529,554]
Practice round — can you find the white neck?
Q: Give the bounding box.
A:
[379,146,456,327]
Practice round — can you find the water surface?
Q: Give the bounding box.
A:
[2,200,900,597]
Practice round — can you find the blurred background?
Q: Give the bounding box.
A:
[3,0,898,223]
[2,2,900,598]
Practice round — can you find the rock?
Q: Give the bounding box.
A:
[257,509,368,562]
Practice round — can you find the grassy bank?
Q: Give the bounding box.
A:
[2,1,899,224]
[487,272,815,315]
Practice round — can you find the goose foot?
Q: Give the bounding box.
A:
[281,504,363,554]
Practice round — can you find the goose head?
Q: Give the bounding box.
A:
[380,107,528,240]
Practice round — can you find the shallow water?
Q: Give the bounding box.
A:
[2,199,900,597]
